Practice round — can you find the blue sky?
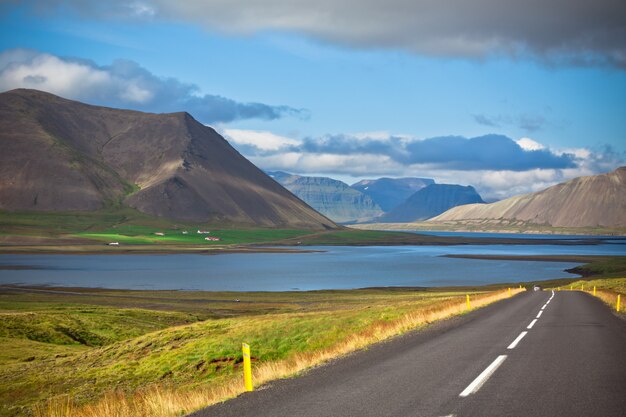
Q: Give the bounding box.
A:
[1,1,624,199]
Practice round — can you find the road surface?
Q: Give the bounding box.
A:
[191,291,626,417]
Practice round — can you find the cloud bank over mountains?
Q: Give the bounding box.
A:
[0,47,621,201]
[223,129,624,200]
[0,49,306,123]
[28,0,626,69]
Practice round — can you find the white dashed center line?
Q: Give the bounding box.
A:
[507,331,528,349]
[459,355,508,397]
[457,290,556,404]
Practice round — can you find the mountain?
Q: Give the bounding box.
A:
[380,184,485,222]
[267,171,383,223]
[0,89,336,229]
[351,177,435,211]
[431,167,626,228]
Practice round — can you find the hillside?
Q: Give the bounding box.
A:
[380,184,485,222]
[431,167,626,228]
[0,89,335,229]
[268,171,383,223]
[351,177,434,211]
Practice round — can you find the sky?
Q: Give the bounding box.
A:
[1,0,625,200]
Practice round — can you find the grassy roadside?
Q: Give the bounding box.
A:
[0,286,522,417]
[542,257,626,317]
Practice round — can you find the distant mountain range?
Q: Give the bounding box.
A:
[268,172,484,224]
[0,89,336,229]
[352,177,434,211]
[381,184,485,222]
[267,171,383,223]
[431,167,626,228]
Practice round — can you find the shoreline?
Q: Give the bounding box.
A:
[0,245,323,256]
[441,254,612,263]
[0,234,622,255]
[349,223,626,236]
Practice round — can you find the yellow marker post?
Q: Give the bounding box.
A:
[593,286,596,296]
[508,287,511,297]
[242,343,253,392]
[581,283,584,291]
[570,285,573,291]
[466,294,471,311]
[617,294,621,313]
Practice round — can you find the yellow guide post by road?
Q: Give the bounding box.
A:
[242,343,253,391]
[466,294,471,311]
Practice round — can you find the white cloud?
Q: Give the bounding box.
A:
[516,137,545,151]
[223,128,623,200]
[0,51,124,102]
[222,129,300,151]
[249,152,401,177]
[0,49,306,123]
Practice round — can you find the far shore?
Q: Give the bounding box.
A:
[442,254,612,263]
[1,232,623,255]
[0,245,323,256]
[350,222,626,236]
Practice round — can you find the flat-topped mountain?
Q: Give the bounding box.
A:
[268,171,383,223]
[351,177,434,212]
[0,89,336,229]
[380,184,485,222]
[431,167,626,228]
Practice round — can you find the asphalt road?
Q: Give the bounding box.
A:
[191,291,626,417]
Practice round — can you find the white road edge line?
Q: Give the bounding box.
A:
[459,355,508,397]
[507,331,528,349]
[536,310,543,318]
[527,319,538,329]
[541,304,547,310]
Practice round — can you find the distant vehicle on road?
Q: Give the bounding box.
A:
[533,285,542,291]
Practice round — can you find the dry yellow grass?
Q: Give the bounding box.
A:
[553,277,625,315]
[34,288,521,417]
[593,290,621,311]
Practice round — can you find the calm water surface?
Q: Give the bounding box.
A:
[1,234,624,291]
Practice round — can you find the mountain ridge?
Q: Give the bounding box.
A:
[431,167,626,228]
[0,89,336,229]
[267,171,383,223]
[380,184,485,222]
[351,177,435,211]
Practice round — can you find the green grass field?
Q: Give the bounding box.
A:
[5,209,621,254]
[0,286,503,416]
[0,209,315,241]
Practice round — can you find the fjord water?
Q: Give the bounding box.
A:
[1,237,624,291]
